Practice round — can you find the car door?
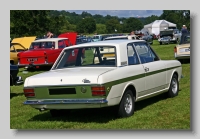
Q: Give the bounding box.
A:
[133,42,167,95]
[127,44,146,98]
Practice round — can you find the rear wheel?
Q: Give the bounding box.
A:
[160,42,162,45]
[118,90,135,118]
[167,74,179,98]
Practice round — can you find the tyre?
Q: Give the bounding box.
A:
[167,74,179,98]
[160,42,162,45]
[118,89,135,118]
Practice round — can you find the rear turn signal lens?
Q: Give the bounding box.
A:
[23,88,35,97]
[91,86,106,96]
[174,47,177,53]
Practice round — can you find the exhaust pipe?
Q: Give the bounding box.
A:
[39,108,46,112]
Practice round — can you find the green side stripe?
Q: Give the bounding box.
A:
[103,65,181,94]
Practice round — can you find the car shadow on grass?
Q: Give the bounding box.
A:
[25,67,51,72]
[28,106,119,123]
[179,59,190,64]
[28,93,169,123]
[10,92,24,99]
[134,93,168,112]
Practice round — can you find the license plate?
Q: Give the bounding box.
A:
[27,58,38,62]
[179,48,190,53]
[185,48,190,52]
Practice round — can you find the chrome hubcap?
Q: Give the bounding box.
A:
[172,78,178,94]
[124,94,133,114]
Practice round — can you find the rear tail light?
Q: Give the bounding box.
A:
[174,47,177,53]
[91,86,106,96]
[23,88,35,97]
[17,53,20,64]
[44,52,48,64]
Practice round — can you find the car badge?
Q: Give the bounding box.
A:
[82,78,90,83]
[107,87,110,92]
[81,87,87,93]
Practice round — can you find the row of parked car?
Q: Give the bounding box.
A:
[10,30,190,87]
[10,30,190,118]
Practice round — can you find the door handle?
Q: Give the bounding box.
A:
[144,67,149,72]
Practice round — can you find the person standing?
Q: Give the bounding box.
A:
[46,31,54,38]
[181,25,188,34]
[180,25,189,44]
[130,31,135,35]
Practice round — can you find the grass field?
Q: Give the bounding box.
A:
[10,40,190,129]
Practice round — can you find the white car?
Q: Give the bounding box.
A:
[174,33,190,62]
[104,35,140,41]
[158,29,182,45]
[23,40,182,118]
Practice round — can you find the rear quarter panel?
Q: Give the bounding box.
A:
[165,60,182,87]
[98,65,145,106]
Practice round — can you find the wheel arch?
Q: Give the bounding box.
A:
[121,82,137,101]
[167,70,179,89]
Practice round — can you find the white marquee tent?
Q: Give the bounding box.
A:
[143,20,177,35]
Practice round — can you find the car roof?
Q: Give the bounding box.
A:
[64,39,146,50]
[105,35,137,39]
[33,38,69,42]
[105,35,128,39]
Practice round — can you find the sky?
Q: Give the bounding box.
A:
[66,10,163,18]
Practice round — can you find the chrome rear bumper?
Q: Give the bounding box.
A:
[24,98,108,105]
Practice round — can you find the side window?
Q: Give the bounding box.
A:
[127,43,139,65]
[10,45,15,52]
[58,40,66,49]
[134,42,159,64]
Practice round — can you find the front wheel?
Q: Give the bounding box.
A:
[118,90,135,118]
[167,74,179,98]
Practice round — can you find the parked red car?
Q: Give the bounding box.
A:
[17,32,83,69]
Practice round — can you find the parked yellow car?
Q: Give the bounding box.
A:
[10,36,36,65]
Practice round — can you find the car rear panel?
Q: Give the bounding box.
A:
[176,44,190,56]
[18,49,61,65]
[27,86,106,100]
[19,51,46,65]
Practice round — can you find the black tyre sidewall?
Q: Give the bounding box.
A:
[118,90,135,118]
[168,74,179,98]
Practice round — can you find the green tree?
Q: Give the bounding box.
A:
[81,11,92,18]
[76,17,96,34]
[95,24,107,34]
[106,19,121,33]
[159,10,190,30]
[144,15,159,25]
[123,17,143,33]
[10,10,51,37]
